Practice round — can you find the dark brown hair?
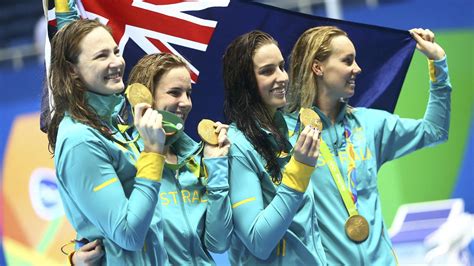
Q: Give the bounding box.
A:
[223,30,286,183]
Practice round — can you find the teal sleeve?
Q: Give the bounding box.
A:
[375,57,451,166]
[57,140,160,251]
[229,149,305,260]
[55,0,80,29]
[202,156,233,253]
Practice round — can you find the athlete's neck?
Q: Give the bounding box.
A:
[315,95,341,125]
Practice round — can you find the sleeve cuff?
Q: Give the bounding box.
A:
[54,0,70,13]
[203,157,229,189]
[281,157,314,193]
[428,56,449,85]
[136,152,165,182]
[56,11,80,30]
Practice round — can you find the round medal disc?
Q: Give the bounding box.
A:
[126,83,153,107]
[198,119,218,145]
[345,214,369,243]
[300,108,323,131]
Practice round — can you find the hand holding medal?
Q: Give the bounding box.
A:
[198,119,219,145]
[126,83,184,146]
[198,119,230,158]
[292,108,322,168]
[300,107,323,132]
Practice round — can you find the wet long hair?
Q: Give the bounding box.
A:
[127,53,189,109]
[223,30,286,183]
[286,26,347,113]
[47,19,116,153]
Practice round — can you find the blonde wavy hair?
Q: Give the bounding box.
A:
[286,26,347,113]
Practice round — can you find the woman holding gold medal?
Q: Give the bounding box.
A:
[222,31,327,265]
[285,26,451,265]
[126,53,233,265]
[69,52,233,265]
[48,19,169,265]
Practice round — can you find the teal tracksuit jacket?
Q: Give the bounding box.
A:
[55,92,168,265]
[227,112,327,265]
[284,57,451,265]
[160,132,232,265]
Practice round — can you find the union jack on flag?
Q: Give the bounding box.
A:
[46,0,230,82]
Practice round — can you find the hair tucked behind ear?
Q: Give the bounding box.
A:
[286,26,347,113]
[223,30,286,183]
[47,19,115,154]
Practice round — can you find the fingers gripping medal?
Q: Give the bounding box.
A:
[198,119,219,145]
[126,83,184,146]
[300,108,323,131]
[345,215,370,243]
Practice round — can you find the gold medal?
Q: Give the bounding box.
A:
[345,214,369,243]
[126,83,153,107]
[300,108,323,131]
[198,119,218,145]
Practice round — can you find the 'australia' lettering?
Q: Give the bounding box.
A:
[160,189,208,206]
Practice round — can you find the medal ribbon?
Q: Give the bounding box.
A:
[344,122,358,204]
[100,112,141,156]
[320,140,359,217]
[293,109,359,214]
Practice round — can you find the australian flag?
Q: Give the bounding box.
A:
[41,0,416,139]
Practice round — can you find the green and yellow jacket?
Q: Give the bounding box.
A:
[159,132,232,266]
[284,57,451,265]
[55,92,168,265]
[227,112,327,265]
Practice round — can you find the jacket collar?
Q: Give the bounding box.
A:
[85,91,124,124]
[171,131,201,163]
[312,102,348,127]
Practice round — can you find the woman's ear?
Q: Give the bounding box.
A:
[312,60,323,76]
[68,62,80,78]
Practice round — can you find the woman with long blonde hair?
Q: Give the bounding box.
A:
[285,26,451,265]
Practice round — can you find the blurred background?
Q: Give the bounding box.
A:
[0,0,472,265]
